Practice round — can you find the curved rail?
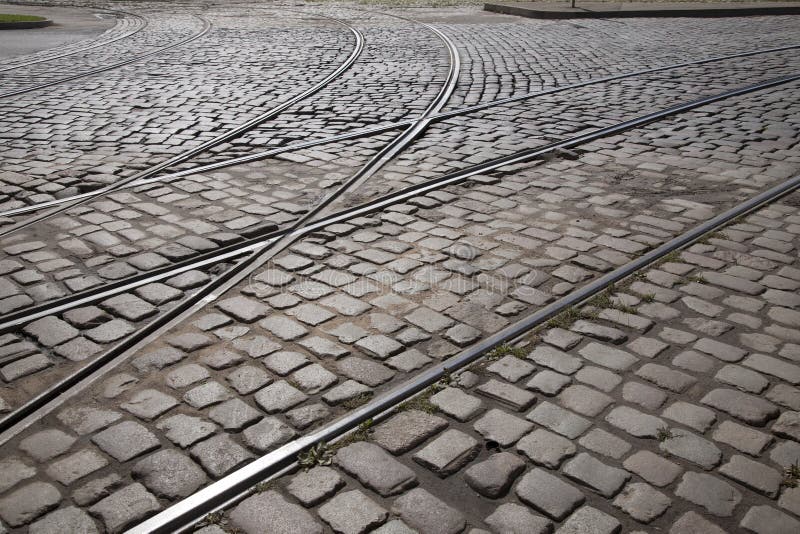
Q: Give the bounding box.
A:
[2,42,796,219]
[0,10,148,72]
[130,93,800,534]
[0,15,365,238]
[0,15,212,99]
[1,72,795,450]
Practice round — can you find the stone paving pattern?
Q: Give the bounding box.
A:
[0,1,799,533]
[216,190,800,533]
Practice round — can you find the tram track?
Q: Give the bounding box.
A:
[0,71,796,444]
[0,41,796,221]
[0,15,212,99]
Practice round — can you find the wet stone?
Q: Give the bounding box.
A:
[229,491,322,534]
[132,449,207,499]
[515,468,585,520]
[372,410,448,455]
[287,466,344,507]
[91,420,159,462]
[318,489,388,534]
[88,483,160,534]
[391,488,465,534]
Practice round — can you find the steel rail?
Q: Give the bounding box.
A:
[0,10,148,73]
[0,16,365,238]
[0,15,212,99]
[0,11,457,332]
[0,72,796,336]
[129,167,800,534]
[1,41,796,219]
[0,72,796,450]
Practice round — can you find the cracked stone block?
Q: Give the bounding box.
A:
[612,482,671,523]
[28,506,98,534]
[18,429,76,462]
[485,503,552,534]
[0,482,61,527]
[675,472,741,517]
[516,467,585,520]
[121,389,178,420]
[91,420,159,462]
[89,483,160,533]
[391,488,465,534]
[527,402,590,439]
[242,416,297,453]
[573,323,628,345]
[528,345,582,375]
[336,442,416,497]
[473,408,533,447]
[318,489,388,534]
[635,363,696,393]
[287,466,344,507]
[773,411,800,441]
[464,452,525,498]
[413,428,480,477]
[156,414,217,448]
[622,450,682,487]
[372,410,448,455]
[45,448,108,486]
[190,434,254,478]
[132,449,207,499]
[563,453,630,498]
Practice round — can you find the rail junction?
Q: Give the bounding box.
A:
[0,1,799,533]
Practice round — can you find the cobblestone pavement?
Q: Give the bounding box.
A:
[0,1,799,533]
